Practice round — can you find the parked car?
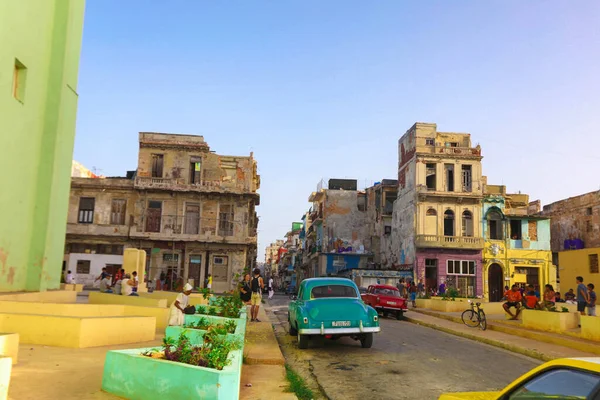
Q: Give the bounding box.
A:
[439,357,600,399]
[361,284,408,320]
[288,278,380,349]
[358,286,368,294]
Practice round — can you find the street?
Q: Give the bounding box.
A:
[266,294,541,400]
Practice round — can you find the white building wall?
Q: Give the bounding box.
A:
[65,253,124,287]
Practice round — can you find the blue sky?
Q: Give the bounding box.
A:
[75,1,600,259]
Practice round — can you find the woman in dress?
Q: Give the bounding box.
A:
[168,283,193,326]
[239,274,252,305]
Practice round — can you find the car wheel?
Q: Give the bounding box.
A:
[396,311,403,320]
[360,333,373,348]
[297,331,309,349]
[289,318,297,336]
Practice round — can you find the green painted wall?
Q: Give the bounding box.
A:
[0,0,85,291]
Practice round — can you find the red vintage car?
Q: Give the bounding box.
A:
[360,284,408,320]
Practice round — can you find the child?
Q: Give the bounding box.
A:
[588,284,596,317]
[524,290,540,310]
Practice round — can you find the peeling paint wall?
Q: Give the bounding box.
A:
[322,190,368,252]
[541,191,600,251]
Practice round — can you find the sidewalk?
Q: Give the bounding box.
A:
[405,309,598,362]
[240,306,297,400]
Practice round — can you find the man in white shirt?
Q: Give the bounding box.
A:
[268,276,274,299]
[66,270,76,284]
[99,276,113,293]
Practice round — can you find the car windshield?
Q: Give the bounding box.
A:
[373,288,401,297]
[311,285,358,299]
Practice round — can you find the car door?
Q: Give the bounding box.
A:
[289,286,303,324]
[363,286,374,305]
[503,367,600,400]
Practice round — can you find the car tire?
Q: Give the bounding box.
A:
[297,332,309,349]
[396,311,403,320]
[289,318,297,336]
[360,333,373,348]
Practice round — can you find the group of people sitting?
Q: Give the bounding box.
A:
[97,267,140,296]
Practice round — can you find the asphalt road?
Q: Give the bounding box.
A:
[266,294,541,400]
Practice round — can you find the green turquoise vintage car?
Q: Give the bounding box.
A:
[288,278,380,349]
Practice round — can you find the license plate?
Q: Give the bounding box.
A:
[331,321,351,327]
[387,302,397,306]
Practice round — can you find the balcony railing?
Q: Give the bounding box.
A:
[134,176,255,194]
[416,234,484,249]
[417,145,482,157]
[66,223,130,237]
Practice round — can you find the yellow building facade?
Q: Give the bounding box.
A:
[482,184,555,301]
[558,248,600,293]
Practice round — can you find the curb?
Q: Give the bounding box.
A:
[404,316,553,362]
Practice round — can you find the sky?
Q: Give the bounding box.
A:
[74,1,600,260]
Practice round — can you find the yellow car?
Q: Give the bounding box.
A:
[439,358,600,400]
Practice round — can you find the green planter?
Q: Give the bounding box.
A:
[166,318,245,346]
[185,314,246,336]
[102,347,243,400]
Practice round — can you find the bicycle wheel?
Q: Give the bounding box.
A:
[478,310,487,331]
[461,309,479,328]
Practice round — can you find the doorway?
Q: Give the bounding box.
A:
[488,263,504,302]
[425,259,438,293]
[188,255,203,289]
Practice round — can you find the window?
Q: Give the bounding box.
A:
[357,194,367,212]
[590,254,599,274]
[110,199,127,225]
[462,210,473,237]
[426,209,437,216]
[97,245,124,255]
[444,164,454,192]
[76,260,91,274]
[528,220,538,241]
[488,210,504,240]
[447,260,476,276]
[213,256,228,265]
[510,220,522,240]
[384,225,392,235]
[163,253,180,263]
[444,210,455,236]
[384,192,396,214]
[446,142,459,147]
[461,165,472,192]
[12,58,27,102]
[425,138,435,146]
[78,197,95,224]
[151,154,164,178]
[311,285,358,299]
[190,157,202,184]
[507,368,600,399]
[426,163,437,190]
[184,203,200,235]
[587,207,593,216]
[218,205,234,236]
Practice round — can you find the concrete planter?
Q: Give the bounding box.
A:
[429,300,468,313]
[185,314,246,337]
[522,310,579,333]
[102,347,243,400]
[195,306,248,320]
[166,319,245,345]
[581,316,600,341]
[415,299,432,309]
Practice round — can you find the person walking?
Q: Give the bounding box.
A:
[576,276,590,316]
[207,274,213,290]
[65,270,76,284]
[268,275,274,300]
[250,268,264,322]
[409,281,418,308]
[168,283,193,326]
[588,283,596,317]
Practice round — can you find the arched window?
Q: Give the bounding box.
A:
[462,210,473,237]
[425,208,438,235]
[444,210,455,236]
[487,210,504,240]
[426,209,437,216]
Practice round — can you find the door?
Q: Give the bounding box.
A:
[145,201,162,232]
[188,255,202,289]
[425,259,438,293]
[488,263,504,302]
[184,203,200,235]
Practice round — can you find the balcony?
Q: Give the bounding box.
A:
[416,235,484,250]
[66,223,130,237]
[129,214,257,245]
[416,185,482,199]
[417,145,482,158]
[134,176,257,196]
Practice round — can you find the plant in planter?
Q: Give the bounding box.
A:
[442,288,459,301]
[144,331,241,371]
[207,306,218,316]
[183,319,237,335]
[197,305,206,315]
[184,317,211,331]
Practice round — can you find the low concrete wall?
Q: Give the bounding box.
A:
[60,284,84,292]
[0,357,11,400]
[0,334,18,365]
[124,305,170,331]
[581,316,600,341]
[429,300,468,313]
[0,313,155,348]
[0,291,76,303]
[0,301,126,317]
[89,292,167,308]
[102,347,243,400]
[138,292,211,307]
[522,310,579,333]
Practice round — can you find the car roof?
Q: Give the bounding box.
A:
[300,278,357,290]
[370,284,398,290]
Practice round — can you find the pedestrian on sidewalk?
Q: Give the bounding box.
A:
[250,268,264,322]
[587,283,596,317]
[438,281,446,296]
[576,276,590,316]
[239,274,252,305]
[268,276,274,300]
[409,281,417,308]
[503,284,523,320]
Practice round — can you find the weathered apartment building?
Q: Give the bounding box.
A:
[541,190,600,290]
[264,240,284,275]
[65,133,260,292]
[391,123,485,297]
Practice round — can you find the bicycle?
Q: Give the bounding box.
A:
[461,300,487,331]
